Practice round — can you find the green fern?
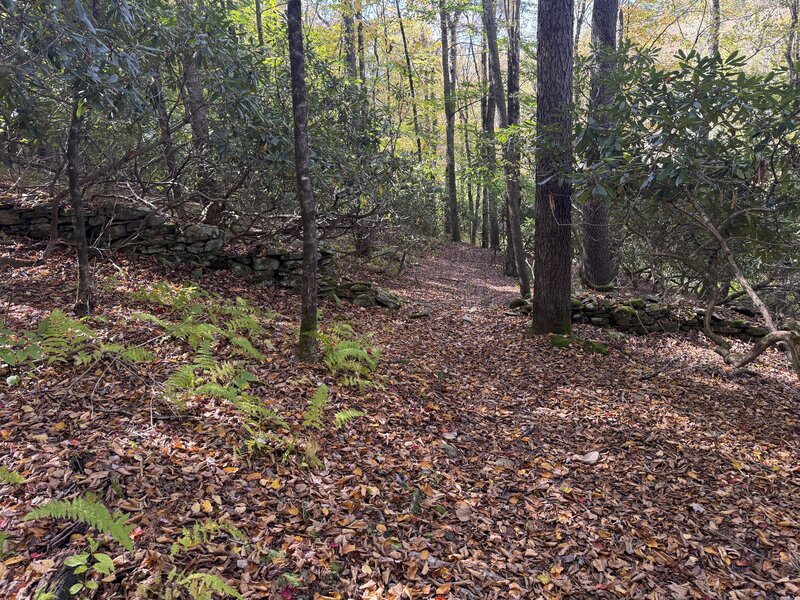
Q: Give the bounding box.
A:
[316,323,380,388]
[38,310,93,363]
[333,409,365,428]
[302,385,329,430]
[175,572,243,600]
[23,497,134,551]
[0,466,25,485]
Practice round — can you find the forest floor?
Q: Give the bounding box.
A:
[1,241,799,599]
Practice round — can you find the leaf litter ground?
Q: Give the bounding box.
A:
[1,242,798,599]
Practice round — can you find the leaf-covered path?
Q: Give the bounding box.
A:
[1,243,799,599]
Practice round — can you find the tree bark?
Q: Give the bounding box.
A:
[343,1,358,79]
[287,0,319,362]
[482,0,530,295]
[439,0,460,241]
[395,0,423,162]
[787,0,799,84]
[481,49,500,250]
[709,0,721,55]
[255,0,264,46]
[581,0,618,290]
[67,93,93,316]
[531,0,574,334]
[180,0,223,224]
[152,69,181,205]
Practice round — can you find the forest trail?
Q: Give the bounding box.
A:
[1,243,799,598]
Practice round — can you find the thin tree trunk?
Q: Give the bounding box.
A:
[440,0,460,241]
[481,49,500,250]
[67,93,93,316]
[357,0,366,84]
[461,108,477,245]
[255,0,264,46]
[343,1,358,78]
[180,0,223,224]
[152,69,181,205]
[287,0,319,362]
[531,0,574,334]
[482,0,529,295]
[395,0,423,162]
[617,6,624,48]
[788,0,799,84]
[581,0,618,290]
[709,0,720,55]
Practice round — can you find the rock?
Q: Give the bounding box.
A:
[374,286,403,309]
[353,294,374,307]
[182,223,220,243]
[589,316,610,326]
[409,305,432,319]
[508,297,528,309]
[612,305,637,328]
[186,242,206,254]
[745,326,768,337]
[204,238,225,253]
[441,442,460,459]
[628,298,646,310]
[104,224,129,240]
[253,256,280,272]
[580,451,600,465]
[0,211,22,225]
[494,458,515,469]
[230,262,253,279]
[112,207,149,221]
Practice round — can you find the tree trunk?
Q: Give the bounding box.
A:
[180,0,223,224]
[481,49,500,250]
[395,0,423,162]
[482,0,529,295]
[709,0,720,55]
[255,0,264,46]
[617,7,624,48]
[581,0,618,290]
[152,69,181,206]
[357,0,366,84]
[531,0,574,334]
[343,1,358,79]
[788,0,799,84]
[287,0,319,362]
[67,93,93,316]
[439,0,460,241]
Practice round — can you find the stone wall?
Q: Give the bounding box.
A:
[0,201,333,288]
[511,295,772,341]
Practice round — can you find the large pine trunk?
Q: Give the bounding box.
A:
[531,0,574,334]
[287,0,319,362]
[581,0,618,290]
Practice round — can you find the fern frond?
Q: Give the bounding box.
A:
[302,385,329,430]
[24,497,134,551]
[333,409,365,428]
[0,466,25,485]
[228,336,265,361]
[165,365,197,392]
[178,572,243,600]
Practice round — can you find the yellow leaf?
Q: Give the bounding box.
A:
[537,573,550,584]
[271,478,281,490]
[54,422,66,431]
[686,470,699,480]
[201,500,213,513]
[223,466,239,474]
